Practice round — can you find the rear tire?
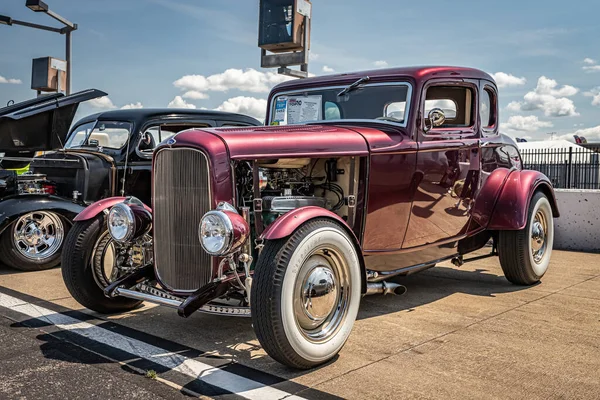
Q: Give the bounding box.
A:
[498,192,554,285]
[0,211,68,271]
[61,214,142,313]
[251,219,361,369]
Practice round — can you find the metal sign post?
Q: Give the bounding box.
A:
[259,0,312,78]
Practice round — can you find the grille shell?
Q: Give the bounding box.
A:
[153,147,212,292]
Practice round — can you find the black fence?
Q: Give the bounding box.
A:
[521,148,600,189]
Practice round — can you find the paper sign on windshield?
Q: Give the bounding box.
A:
[286,96,322,124]
[272,95,323,125]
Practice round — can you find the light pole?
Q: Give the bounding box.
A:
[0,0,77,94]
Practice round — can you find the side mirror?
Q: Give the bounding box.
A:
[424,107,446,133]
[88,139,99,147]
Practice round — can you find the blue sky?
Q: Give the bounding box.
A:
[1,0,599,141]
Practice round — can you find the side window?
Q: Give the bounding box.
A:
[384,101,406,121]
[480,87,497,129]
[144,127,161,146]
[160,129,177,141]
[424,86,474,129]
[138,126,177,155]
[324,101,341,120]
[425,99,457,119]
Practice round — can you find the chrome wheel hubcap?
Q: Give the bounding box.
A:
[300,262,338,328]
[531,210,548,264]
[13,212,64,260]
[293,248,351,343]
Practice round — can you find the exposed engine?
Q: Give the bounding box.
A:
[236,157,352,227]
[16,174,56,195]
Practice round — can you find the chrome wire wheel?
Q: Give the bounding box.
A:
[530,210,548,264]
[91,230,122,289]
[293,246,351,343]
[12,211,64,261]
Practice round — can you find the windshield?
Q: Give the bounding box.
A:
[65,121,132,149]
[269,83,411,126]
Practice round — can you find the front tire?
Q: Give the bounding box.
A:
[61,214,142,313]
[0,211,67,271]
[251,219,361,369]
[498,191,554,285]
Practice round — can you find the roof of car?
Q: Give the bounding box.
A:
[75,108,262,126]
[271,66,495,92]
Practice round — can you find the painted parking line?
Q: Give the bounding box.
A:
[0,291,308,400]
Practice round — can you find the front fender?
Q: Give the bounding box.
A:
[0,194,86,235]
[73,196,152,222]
[486,170,559,231]
[261,206,357,241]
[260,206,367,293]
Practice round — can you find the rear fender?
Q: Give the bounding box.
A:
[260,206,367,293]
[0,194,85,235]
[73,196,152,222]
[485,170,559,231]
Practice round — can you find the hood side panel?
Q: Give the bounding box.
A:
[198,125,370,159]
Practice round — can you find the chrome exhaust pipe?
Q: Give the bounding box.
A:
[366,281,407,296]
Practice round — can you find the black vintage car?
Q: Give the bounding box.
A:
[0,90,261,271]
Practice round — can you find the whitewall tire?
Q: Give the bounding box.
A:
[251,219,361,369]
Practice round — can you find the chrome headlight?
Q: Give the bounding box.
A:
[107,203,135,243]
[199,210,233,256]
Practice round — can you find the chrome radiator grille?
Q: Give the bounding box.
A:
[153,148,212,292]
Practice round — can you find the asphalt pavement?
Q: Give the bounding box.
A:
[0,249,599,399]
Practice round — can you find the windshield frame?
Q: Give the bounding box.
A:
[65,119,134,151]
[268,81,413,128]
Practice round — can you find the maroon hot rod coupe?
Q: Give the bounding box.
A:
[62,66,558,369]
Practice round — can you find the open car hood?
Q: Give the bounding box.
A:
[0,89,107,154]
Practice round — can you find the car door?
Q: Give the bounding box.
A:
[402,80,481,249]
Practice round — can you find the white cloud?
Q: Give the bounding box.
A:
[309,52,319,61]
[88,96,117,110]
[0,76,22,84]
[508,76,579,117]
[322,66,335,73]
[506,101,522,112]
[373,60,389,68]
[167,96,196,109]
[121,102,143,110]
[492,72,527,88]
[182,90,210,100]
[215,96,267,120]
[582,58,600,72]
[583,65,600,72]
[173,68,293,99]
[503,115,553,132]
[584,87,600,106]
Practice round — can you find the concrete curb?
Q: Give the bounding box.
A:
[553,189,599,253]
